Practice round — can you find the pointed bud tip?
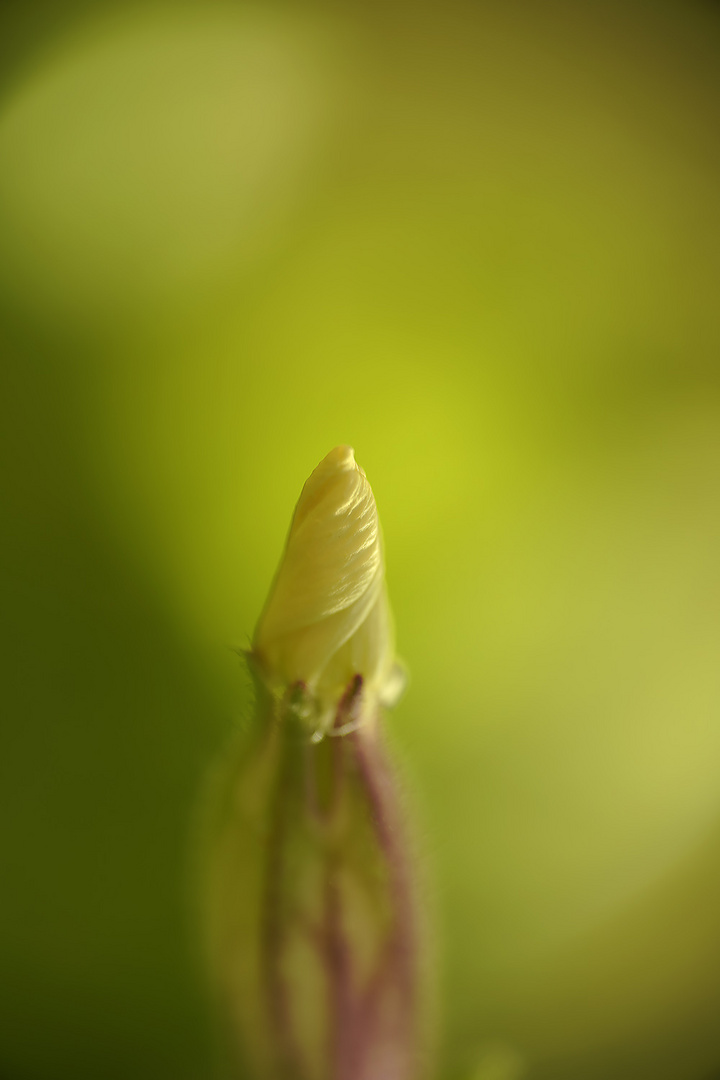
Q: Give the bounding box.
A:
[327,444,356,467]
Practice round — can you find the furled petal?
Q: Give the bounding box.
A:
[254,446,398,716]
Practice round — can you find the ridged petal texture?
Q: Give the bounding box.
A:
[254,446,396,717]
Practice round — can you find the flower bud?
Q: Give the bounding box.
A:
[203,448,426,1080]
[254,445,403,735]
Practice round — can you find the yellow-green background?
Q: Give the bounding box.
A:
[2,2,720,1077]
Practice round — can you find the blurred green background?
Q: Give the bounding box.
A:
[2,1,720,1078]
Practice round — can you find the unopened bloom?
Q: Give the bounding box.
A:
[254,444,403,735]
[204,447,426,1080]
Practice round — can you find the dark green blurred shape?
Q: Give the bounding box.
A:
[0,334,229,1078]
